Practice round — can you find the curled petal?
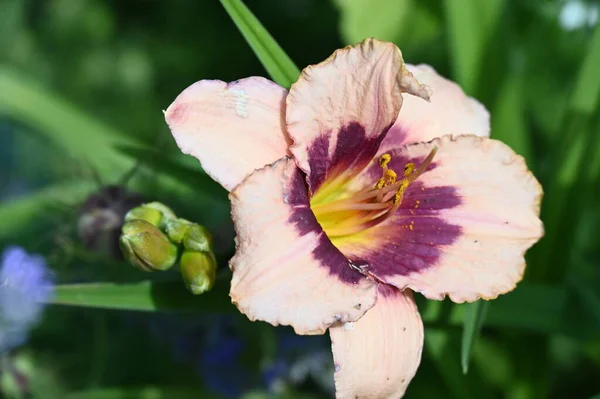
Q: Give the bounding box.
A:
[165,77,290,191]
[330,286,423,399]
[286,38,430,194]
[337,135,543,302]
[380,64,490,153]
[229,157,377,334]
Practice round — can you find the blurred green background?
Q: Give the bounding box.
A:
[1,0,599,398]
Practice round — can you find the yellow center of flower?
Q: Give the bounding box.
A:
[311,147,437,239]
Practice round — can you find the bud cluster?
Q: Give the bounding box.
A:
[119,202,217,294]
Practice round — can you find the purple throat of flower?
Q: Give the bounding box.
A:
[310,147,438,239]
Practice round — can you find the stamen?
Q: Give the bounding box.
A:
[312,147,438,238]
[379,153,391,168]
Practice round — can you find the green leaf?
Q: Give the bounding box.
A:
[65,387,220,399]
[116,144,227,201]
[420,283,598,339]
[570,24,600,114]
[50,279,235,313]
[444,0,505,93]
[219,0,300,88]
[0,67,137,179]
[460,300,489,374]
[334,0,412,44]
[0,181,93,240]
[530,25,600,281]
[491,71,531,160]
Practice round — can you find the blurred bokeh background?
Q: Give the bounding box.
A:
[1,0,599,398]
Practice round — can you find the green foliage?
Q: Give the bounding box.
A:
[51,279,233,313]
[219,0,301,88]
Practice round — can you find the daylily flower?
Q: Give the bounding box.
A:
[165,39,543,398]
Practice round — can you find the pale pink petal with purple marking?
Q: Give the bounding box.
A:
[337,135,543,303]
[380,64,490,153]
[286,38,430,194]
[165,77,290,191]
[229,157,377,335]
[330,286,423,399]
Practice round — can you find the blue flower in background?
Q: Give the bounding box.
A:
[0,246,54,353]
[197,322,252,398]
[262,329,334,395]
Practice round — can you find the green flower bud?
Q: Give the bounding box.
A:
[119,219,178,271]
[180,250,217,294]
[124,202,176,227]
[124,206,163,226]
[183,224,214,253]
[164,218,193,244]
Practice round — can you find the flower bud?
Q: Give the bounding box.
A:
[164,218,192,244]
[119,219,178,271]
[183,224,214,253]
[180,250,217,294]
[124,202,176,227]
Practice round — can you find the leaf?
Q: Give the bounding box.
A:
[65,387,220,399]
[444,0,505,93]
[460,300,489,374]
[50,279,234,313]
[491,71,532,160]
[116,144,227,201]
[0,181,94,240]
[570,24,600,114]
[219,0,300,88]
[334,0,412,44]
[420,283,598,340]
[530,24,600,280]
[0,67,137,179]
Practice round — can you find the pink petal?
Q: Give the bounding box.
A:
[380,64,490,153]
[165,77,291,191]
[229,157,377,335]
[330,286,423,399]
[336,135,543,302]
[286,39,430,194]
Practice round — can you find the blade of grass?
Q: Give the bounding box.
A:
[65,387,219,399]
[444,0,505,94]
[219,0,300,88]
[116,144,226,201]
[444,0,507,373]
[0,182,94,240]
[532,24,600,281]
[50,279,234,313]
[460,300,489,374]
[0,68,138,178]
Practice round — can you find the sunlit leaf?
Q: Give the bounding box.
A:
[219,0,300,88]
[334,0,412,44]
[444,0,505,94]
[50,279,234,313]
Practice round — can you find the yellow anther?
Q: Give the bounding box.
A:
[379,153,392,168]
[403,163,415,177]
[376,177,386,189]
[385,169,397,185]
[393,180,410,205]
